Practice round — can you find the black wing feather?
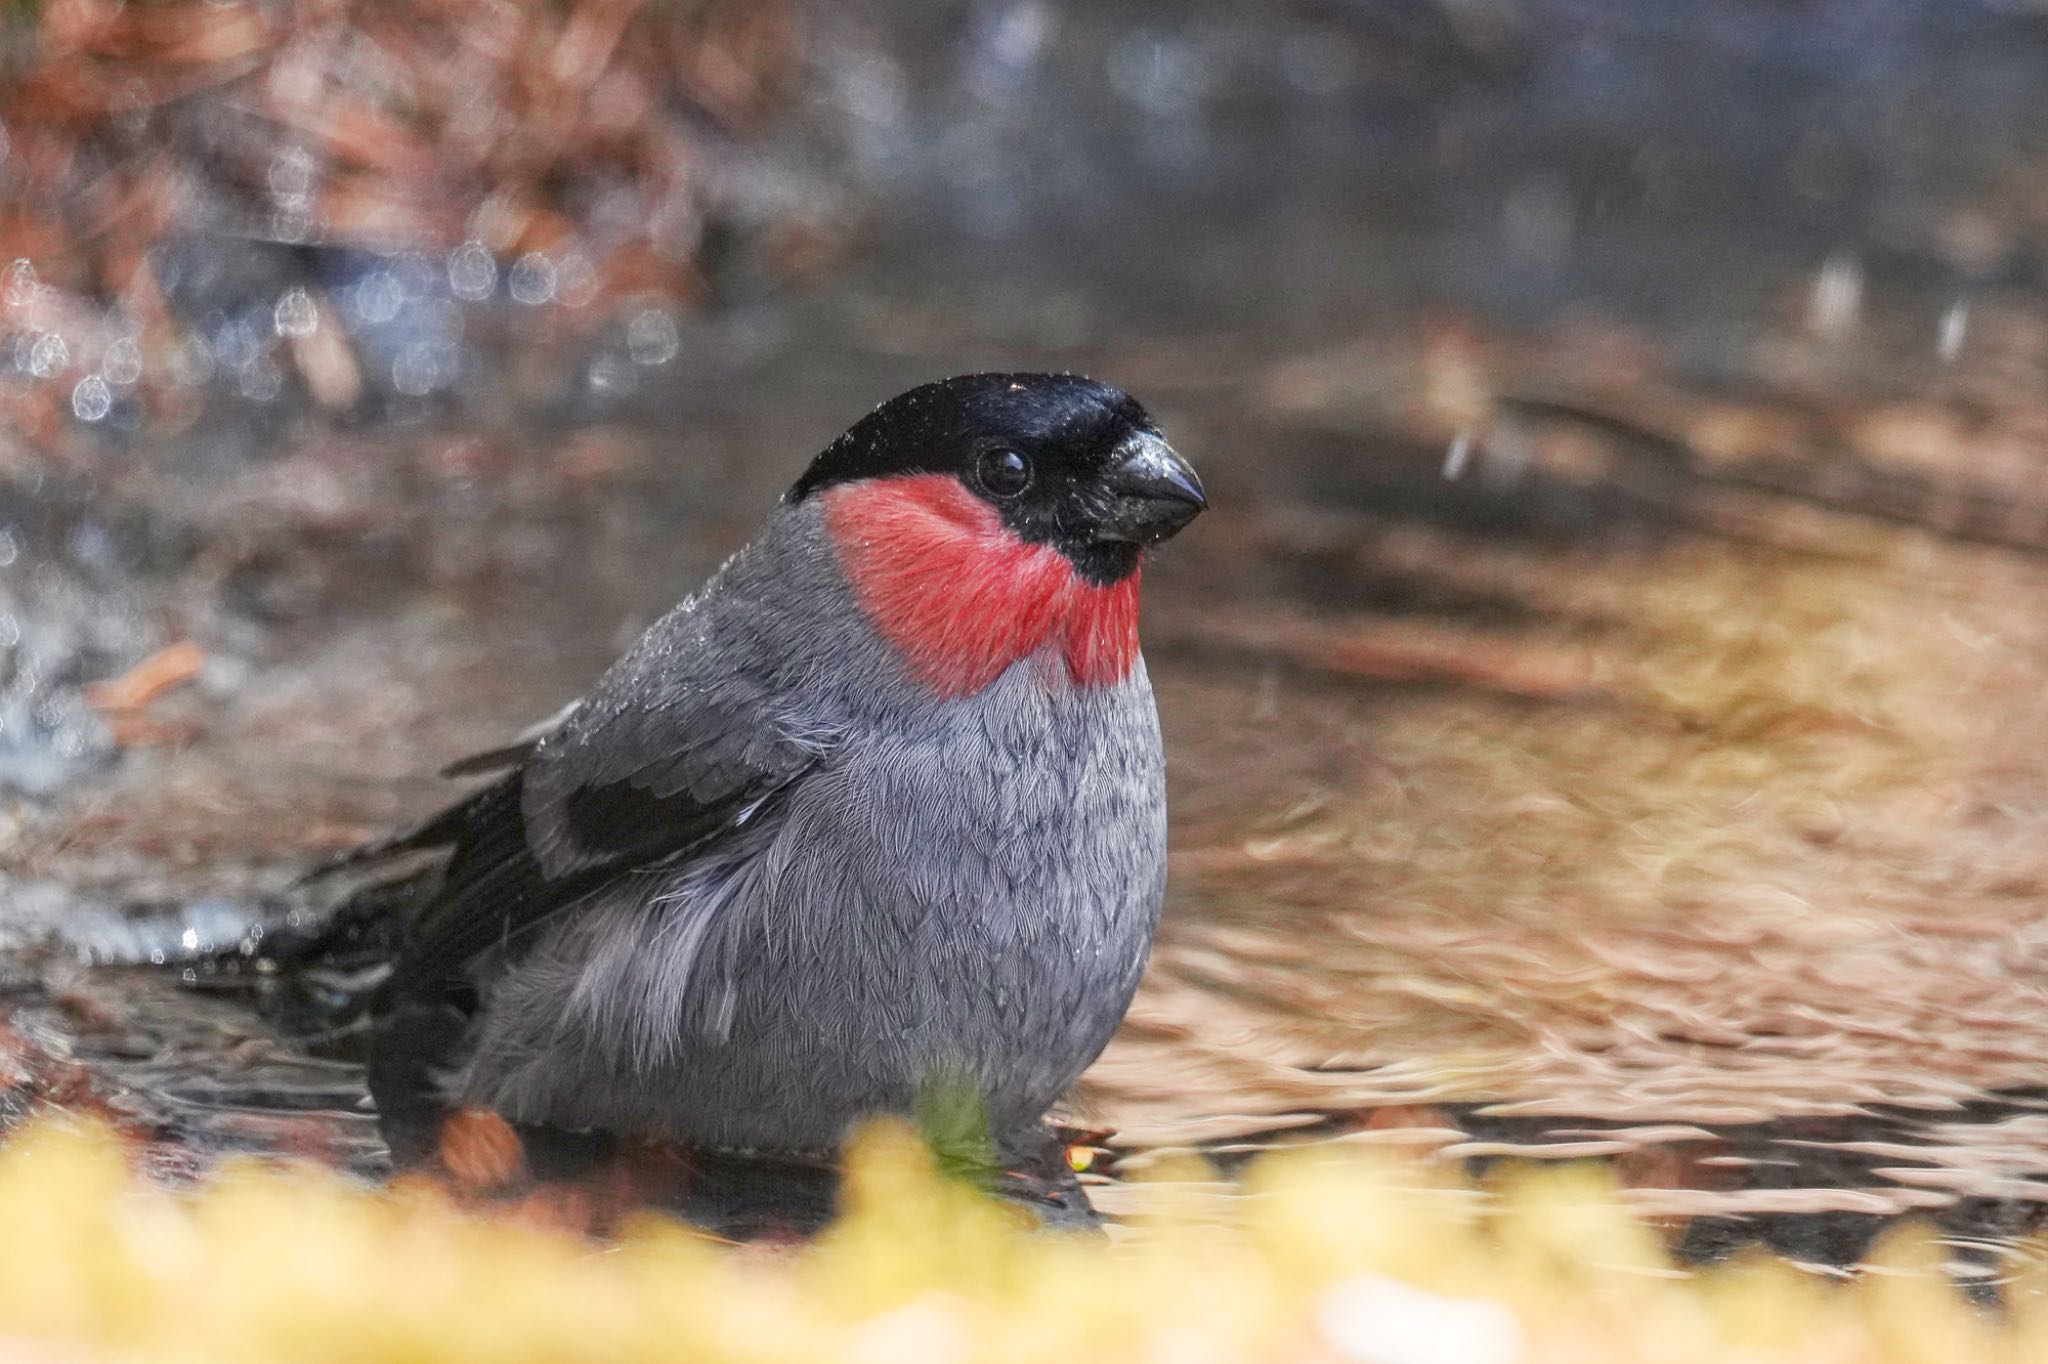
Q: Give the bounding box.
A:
[360,588,826,992]
[392,754,811,991]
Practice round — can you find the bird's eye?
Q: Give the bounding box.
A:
[974,447,1033,498]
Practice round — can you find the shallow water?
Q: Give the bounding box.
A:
[9,0,2048,1274]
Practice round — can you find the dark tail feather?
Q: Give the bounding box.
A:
[294,782,506,888]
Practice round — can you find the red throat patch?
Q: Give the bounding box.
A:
[821,475,1141,698]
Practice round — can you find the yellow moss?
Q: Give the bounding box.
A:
[0,1116,2036,1363]
[1244,1141,1479,1291]
[1852,1223,2000,1364]
[1700,1248,1841,1351]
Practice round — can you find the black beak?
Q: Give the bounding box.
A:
[1095,432,1206,545]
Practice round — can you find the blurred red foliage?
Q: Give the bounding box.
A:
[0,0,805,438]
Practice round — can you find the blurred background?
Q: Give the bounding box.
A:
[7,0,2048,1281]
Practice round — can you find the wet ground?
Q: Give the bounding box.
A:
[10,0,2048,1282]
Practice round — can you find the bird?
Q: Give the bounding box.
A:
[279,372,1205,1179]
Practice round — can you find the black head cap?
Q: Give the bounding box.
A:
[789,372,1205,585]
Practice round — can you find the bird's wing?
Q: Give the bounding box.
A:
[392,621,828,990]
[292,701,586,886]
